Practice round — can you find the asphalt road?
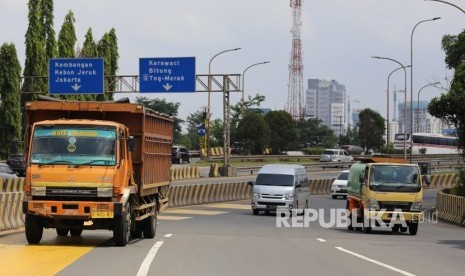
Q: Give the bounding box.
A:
[1,190,464,275]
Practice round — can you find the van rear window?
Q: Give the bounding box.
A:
[255,174,294,186]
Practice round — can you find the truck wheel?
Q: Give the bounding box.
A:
[70,229,83,237]
[252,209,259,215]
[143,199,158,239]
[56,228,69,236]
[332,195,337,199]
[113,204,131,246]
[408,222,418,235]
[25,214,43,244]
[130,221,143,239]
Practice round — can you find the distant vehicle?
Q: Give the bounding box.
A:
[393,133,458,154]
[172,146,192,164]
[231,142,245,155]
[319,149,354,162]
[331,170,349,199]
[339,145,363,154]
[6,153,26,176]
[249,164,309,216]
[0,163,18,179]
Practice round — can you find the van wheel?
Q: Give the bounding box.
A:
[332,195,337,199]
[253,209,259,215]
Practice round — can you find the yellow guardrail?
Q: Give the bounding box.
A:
[436,190,465,226]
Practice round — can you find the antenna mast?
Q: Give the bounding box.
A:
[287,0,305,120]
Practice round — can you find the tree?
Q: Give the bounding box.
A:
[0,43,22,159]
[41,0,57,59]
[182,109,207,150]
[230,94,266,142]
[106,28,119,101]
[57,10,76,58]
[265,110,298,153]
[237,112,269,154]
[297,118,337,148]
[136,97,183,143]
[210,118,223,147]
[357,108,385,152]
[428,30,465,156]
[22,0,47,119]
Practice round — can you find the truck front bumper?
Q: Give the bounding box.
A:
[23,200,122,219]
[365,210,423,222]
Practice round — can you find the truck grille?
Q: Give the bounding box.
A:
[378,201,412,212]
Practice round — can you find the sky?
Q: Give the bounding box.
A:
[0,0,464,129]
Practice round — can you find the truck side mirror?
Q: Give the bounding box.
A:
[359,175,365,184]
[127,136,135,152]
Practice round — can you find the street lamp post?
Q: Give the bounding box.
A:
[206,48,241,159]
[410,17,440,163]
[387,65,411,147]
[417,82,440,132]
[372,56,408,160]
[241,61,270,116]
[424,0,465,14]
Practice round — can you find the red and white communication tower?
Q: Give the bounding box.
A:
[287,0,305,120]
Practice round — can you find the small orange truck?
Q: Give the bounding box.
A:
[22,98,173,246]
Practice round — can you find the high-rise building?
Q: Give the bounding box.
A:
[305,79,346,134]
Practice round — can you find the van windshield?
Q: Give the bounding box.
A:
[255,174,294,186]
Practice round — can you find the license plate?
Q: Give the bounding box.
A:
[92,211,114,218]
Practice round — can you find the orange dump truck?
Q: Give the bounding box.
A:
[22,99,173,246]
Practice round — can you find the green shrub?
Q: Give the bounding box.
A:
[456,167,465,197]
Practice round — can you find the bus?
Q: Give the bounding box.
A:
[393,133,458,154]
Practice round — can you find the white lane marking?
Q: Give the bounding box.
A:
[137,241,164,276]
[164,234,173,238]
[316,238,326,242]
[335,247,416,276]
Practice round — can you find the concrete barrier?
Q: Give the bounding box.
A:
[0,178,25,232]
[167,182,251,208]
[170,166,200,181]
[436,190,465,226]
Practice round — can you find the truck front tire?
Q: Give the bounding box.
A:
[408,222,418,235]
[113,204,131,246]
[25,214,43,244]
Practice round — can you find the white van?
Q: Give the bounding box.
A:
[249,164,309,215]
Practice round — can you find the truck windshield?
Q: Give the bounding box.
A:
[255,174,294,186]
[369,165,420,192]
[30,126,117,166]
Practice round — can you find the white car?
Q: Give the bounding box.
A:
[331,170,349,199]
[0,163,18,179]
[320,149,354,162]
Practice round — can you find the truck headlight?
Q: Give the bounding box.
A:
[367,198,380,210]
[97,188,113,197]
[410,200,423,211]
[253,192,260,199]
[31,186,46,196]
[284,194,294,200]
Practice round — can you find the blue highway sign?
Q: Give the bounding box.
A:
[49,58,104,94]
[139,57,196,93]
[197,124,206,136]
